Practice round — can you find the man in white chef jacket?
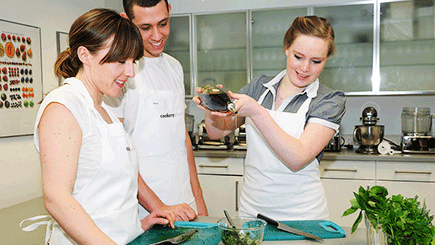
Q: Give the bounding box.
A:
[104,0,208,220]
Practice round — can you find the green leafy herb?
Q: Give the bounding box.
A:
[342,185,435,244]
[221,230,262,245]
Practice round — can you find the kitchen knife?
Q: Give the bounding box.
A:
[257,213,323,242]
[149,229,198,245]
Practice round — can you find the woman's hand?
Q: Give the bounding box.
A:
[192,85,244,139]
[193,85,227,113]
[193,89,264,119]
[228,91,264,119]
[192,90,206,112]
[140,209,174,231]
[140,202,198,231]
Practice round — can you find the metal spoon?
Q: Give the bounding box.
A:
[224,210,236,228]
[223,210,244,244]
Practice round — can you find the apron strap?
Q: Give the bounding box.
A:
[20,215,55,245]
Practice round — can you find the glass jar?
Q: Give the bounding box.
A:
[365,213,386,245]
[401,107,433,136]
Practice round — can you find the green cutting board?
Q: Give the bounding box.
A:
[128,220,346,244]
[128,221,221,245]
[263,220,346,241]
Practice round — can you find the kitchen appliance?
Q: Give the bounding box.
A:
[197,120,230,150]
[353,107,385,154]
[401,107,435,153]
[324,133,344,152]
[185,114,196,147]
[233,124,247,150]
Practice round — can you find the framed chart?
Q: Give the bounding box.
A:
[56,31,68,85]
[0,19,42,137]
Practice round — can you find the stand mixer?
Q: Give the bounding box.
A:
[353,107,385,154]
[401,107,435,153]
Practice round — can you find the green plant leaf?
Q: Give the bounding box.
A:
[342,207,358,217]
[351,211,363,233]
[342,185,435,241]
[370,185,388,198]
[349,198,359,208]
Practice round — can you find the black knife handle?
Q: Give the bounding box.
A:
[257,213,279,226]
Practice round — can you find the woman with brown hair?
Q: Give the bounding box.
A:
[21,8,174,244]
[194,16,346,220]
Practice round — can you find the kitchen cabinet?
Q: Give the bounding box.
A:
[250,8,307,79]
[379,0,435,92]
[195,156,243,217]
[195,12,248,94]
[376,160,435,215]
[195,151,435,230]
[313,3,374,93]
[320,160,376,228]
[173,0,435,98]
[165,15,193,96]
[251,3,375,93]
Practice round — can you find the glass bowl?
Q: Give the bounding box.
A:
[217,217,267,245]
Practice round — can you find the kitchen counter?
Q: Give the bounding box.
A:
[194,148,435,162]
[0,196,49,245]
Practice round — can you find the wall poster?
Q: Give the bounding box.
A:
[0,19,42,137]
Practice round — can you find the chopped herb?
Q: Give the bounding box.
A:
[221,230,262,245]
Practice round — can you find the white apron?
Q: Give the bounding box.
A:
[21,85,143,244]
[132,56,194,219]
[239,72,329,221]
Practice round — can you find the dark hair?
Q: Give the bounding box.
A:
[123,0,169,20]
[284,16,335,57]
[54,8,144,79]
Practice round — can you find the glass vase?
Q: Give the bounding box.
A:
[365,213,386,245]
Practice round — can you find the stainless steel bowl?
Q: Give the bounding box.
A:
[353,125,384,146]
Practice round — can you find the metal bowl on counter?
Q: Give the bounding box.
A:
[217,217,266,245]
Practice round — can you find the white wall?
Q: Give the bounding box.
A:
[0,0,106,209]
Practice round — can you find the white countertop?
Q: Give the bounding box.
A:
[194,148,435,162]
